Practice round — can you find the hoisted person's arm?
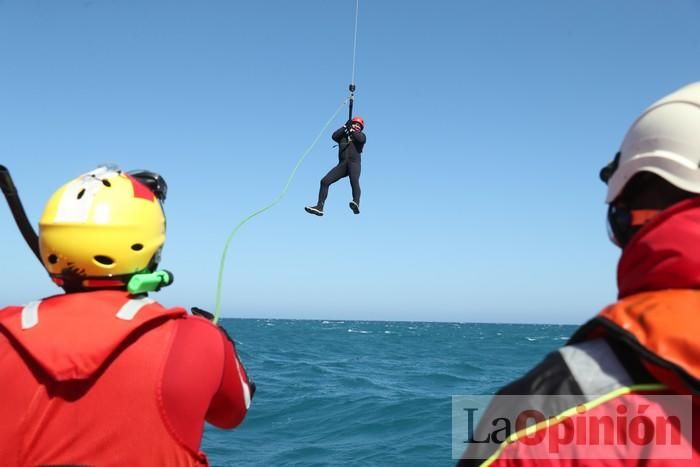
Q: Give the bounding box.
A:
[332,120,355,142]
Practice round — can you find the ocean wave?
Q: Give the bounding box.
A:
[207,319,573,466]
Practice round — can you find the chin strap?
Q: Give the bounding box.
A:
[630,209,661,226]
[608,204,662,246]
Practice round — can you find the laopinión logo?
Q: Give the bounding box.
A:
[451,394,693,460]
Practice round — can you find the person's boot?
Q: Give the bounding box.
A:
[349,201,360,214]
[305,204,324,216]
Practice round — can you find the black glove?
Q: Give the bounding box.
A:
[192,306,257,399]
[191,306,214,320]
[191,306,236,345]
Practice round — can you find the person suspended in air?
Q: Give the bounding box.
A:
[305,116,366,216]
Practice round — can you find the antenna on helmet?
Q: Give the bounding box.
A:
[0,165,41,263]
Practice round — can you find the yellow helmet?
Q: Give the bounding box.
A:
[39,166,166,291]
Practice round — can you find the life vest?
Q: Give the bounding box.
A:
[0,290,210,467]
[460,292,700,466]
[580,288,700,395]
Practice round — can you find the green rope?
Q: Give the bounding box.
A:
[213,99,348,324]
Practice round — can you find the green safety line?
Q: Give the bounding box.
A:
[213,99,348,324]
[480,383,668,466]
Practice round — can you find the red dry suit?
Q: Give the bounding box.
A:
[0,290,254,466]
[458,197,700,466]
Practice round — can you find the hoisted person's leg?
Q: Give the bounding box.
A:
[348,161,361,214]
[318,162,349,207]
[306,162,348,216]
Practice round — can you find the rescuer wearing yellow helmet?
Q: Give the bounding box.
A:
[0,165,254,465]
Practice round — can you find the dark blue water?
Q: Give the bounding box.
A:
[203,319,577,466]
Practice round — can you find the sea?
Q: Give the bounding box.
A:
[203,319,578,466]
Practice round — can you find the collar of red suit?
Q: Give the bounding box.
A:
[618,197,700,298]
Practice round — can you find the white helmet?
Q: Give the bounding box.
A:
[605,82,700,203]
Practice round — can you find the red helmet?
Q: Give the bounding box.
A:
[351,116,365,129]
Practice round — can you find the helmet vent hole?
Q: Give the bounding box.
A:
[48,254,58,264]
[77,188,86,199]
[94,255,114,265]
[102,179,112,187]
[131,243,144,251]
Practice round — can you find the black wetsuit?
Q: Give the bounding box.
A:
[316,125,366,207]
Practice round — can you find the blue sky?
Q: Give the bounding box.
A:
[1,0,700,323]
